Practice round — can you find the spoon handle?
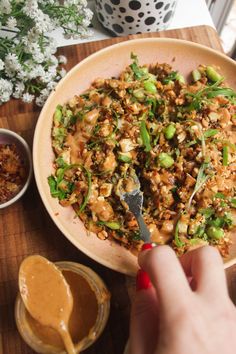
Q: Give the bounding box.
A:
[59,327,77,354]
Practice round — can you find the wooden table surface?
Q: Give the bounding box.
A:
[1,25,236,354]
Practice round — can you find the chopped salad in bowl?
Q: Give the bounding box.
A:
[48,53,236,258]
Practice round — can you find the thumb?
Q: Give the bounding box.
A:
[129,275,159,354]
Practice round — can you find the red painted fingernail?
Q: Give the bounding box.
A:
[136,269,151,291]
[141,243,153,251]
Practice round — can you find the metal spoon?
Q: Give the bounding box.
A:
[19,255,76,354]
[120,174,151,243]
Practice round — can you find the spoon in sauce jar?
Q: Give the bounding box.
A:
[19,255,77,354]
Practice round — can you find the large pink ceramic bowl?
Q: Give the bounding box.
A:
[33,38,236,275]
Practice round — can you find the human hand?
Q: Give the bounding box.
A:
[129,245,236,354]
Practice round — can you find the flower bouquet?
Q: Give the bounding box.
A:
[0,0,93,106]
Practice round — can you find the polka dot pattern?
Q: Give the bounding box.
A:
[95,0,177,36]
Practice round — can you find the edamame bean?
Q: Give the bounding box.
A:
[192,69,201,82]
[54,107,62,123]
[164,124,176,140]
[176,73,185,84]
[144,81,157,94]
[206,226,224,239]
[158,152,174,168]
[133,88,145,100]
[206,66,223,82]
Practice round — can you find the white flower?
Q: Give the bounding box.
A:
[59,68,66,78]
[0,59,5,71]
[58,55,67,65]
[0,79,13,104]
[5,53,21,72]
[13,82,25,99]
[22,92,35,103]
[0,0,93,105]
[0,0,12,14]
[35,95,45,107]
[6,17,18,29]
[47,81,57,90]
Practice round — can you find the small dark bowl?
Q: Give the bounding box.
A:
[0,128,32,209]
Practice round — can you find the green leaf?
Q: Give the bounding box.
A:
[140,119,152,152]
[48,175,66,200]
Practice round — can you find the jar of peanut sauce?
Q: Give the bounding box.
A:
[15,261,110,353]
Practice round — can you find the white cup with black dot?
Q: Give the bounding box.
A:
[95,0,179,36]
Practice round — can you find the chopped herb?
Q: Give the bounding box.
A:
[199,207,215,218]
[162,71,178,84]
[187,162,210,211]
[174,218,184,247]
[223,146,229,166]
[118,153,132,163]
[140,119,152,152]
[48,175,66,200]
[77,166,92,214]
[130,53,148,80]
[214,192,226,199]
[230,199,236,208]
[132,230,141,241]
[204,129,219,138]
[98,221,120,230]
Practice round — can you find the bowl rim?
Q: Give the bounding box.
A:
[33,37,236,273]
[0,128,33,209]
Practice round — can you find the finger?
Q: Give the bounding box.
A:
[180,246,228,298]
[129,287,159,354]
[139,245,192,311]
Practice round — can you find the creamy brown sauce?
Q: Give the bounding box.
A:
[19,256,76,353]
[25,270,98,349]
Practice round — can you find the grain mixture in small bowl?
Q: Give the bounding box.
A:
[48,54,236,257]
[0,129,32,208]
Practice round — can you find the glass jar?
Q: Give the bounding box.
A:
[15,261,110,354]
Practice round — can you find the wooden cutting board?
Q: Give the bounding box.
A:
[0,25,236,354]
